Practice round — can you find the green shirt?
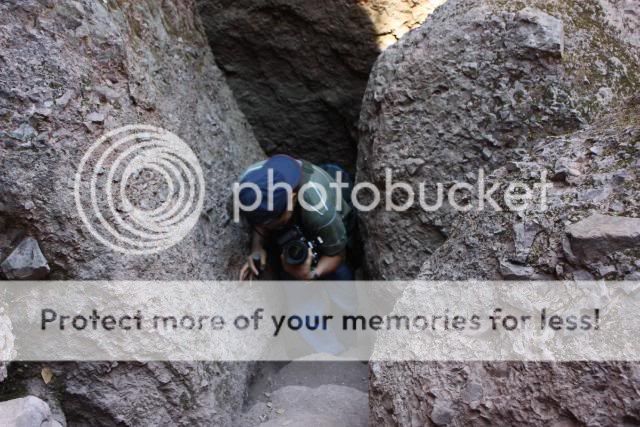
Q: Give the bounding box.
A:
[240,160,351,256]
[297,161,351,256]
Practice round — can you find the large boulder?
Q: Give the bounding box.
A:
[369,97,640,425]
[357,0,640,279]
[0,0,263,425]
[565,213,640,266]
[196,0,445,168]
[0,396,61,427]
[0,0,263,280]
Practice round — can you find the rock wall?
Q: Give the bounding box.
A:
[415,98,640,283]
[196,0,444,169]
[370,96,640,426]
[0,0,263,425]
[358,0,640,426]
[357,0,640,279]
[599,0,640,48]
[0,0,263,280]
[361,0,640,424]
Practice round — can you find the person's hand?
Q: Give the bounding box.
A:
[281,248,314,280]
[239,249,267,281]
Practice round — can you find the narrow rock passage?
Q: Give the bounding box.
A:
[196,0,445,170]
[194,3,405,424]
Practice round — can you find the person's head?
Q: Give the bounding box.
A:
[238,155,302,230]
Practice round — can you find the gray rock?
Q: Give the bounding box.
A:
[1,237,50,280]
[84,112,105,123]
[54,90,73,107]
[430,399,455,426]
[461,382,483,404]
[499,259,535,280]
[552,159,581,182]
[625,271,640,281]
[357,0,640,279]
[0,396,62,427]
[596,263,618,279]
[513,222,542,263]
[93,85,119,102]
[0,0,264,425]
[597,86,615,105]
[513,7,564,56]
[370,98,640,426]
[34,107,52,118]
[572,269,595,281]
[566,214,640,263]
[10,124,36,142]
[599,0,640,48]
[364,0,640,421]
[240,384,367,427]
[237,358,369,426]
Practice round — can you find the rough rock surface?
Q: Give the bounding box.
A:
[197,0,444,169]
[0,396,62,427]
[0,311,14,384]
[238,359,368,426]
[0,0,263,425]
[360,0,448,49]
[566,213,640,264]
[371,361,640,426]
[599,0,640,48]
[357,0,640,279]
[248,385,368,427]
[416,97,640,282]
[0,0,263,280]
[369,98,640,425]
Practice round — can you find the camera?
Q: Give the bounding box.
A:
[275,225,319,266]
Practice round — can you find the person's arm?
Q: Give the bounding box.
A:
[251,228,266,256]
[312,251,345,278]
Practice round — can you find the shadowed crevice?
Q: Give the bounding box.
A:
[196,0,382,172]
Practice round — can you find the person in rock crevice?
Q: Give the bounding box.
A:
[236,154,357,354]
[238,154,356,281]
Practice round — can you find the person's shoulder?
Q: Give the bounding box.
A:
[299,183,332,215]
[307,162,335,184]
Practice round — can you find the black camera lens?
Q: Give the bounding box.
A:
[283,241,308,265]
